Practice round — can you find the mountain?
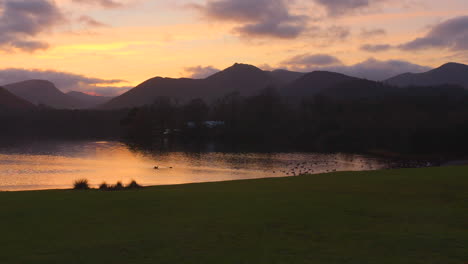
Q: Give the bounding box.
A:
[0,87,36,110]
[267,69,305,84]
[204,63,278,97]
[386,62,468,88]
[4,80,82,109]
[66,91,113,108]
[283,71,359,97]
[101,63,280,109]
[100,78,204,109]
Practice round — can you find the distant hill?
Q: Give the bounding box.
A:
[283,71,359,97]
[386,62,468,88]
[67,91,113,108]
[4,80,82,109]
[0,86,36,110]
[101,63,280,109]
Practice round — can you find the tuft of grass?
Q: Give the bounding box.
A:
[111,181,124,191]
[73,179,90,190]
[99,182,109,191]
[126,180,142,189]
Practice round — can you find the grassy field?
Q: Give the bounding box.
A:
[0,166,467,264]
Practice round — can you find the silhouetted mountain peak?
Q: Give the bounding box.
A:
[8,79,58,92]
[431,62,468,73]
[4,79,84,109]
[101,63,279,109]
[438,62,466,69]
[387,62,468,88]
[208,63,265,80]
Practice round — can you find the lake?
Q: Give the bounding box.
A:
[0,140,406,191]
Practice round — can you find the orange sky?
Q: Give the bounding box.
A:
[0,0,467,94]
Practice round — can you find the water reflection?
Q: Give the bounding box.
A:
[0,140,400,191]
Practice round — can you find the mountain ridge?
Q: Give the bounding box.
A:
[100,63,281,109]
[0,86,36,110]
[5,80,83,109]
[386,62,468,88]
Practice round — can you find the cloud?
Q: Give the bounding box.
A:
[314,0,386,16]
[184,66,220,79]
[78,15,107,27]
[399,16,468,51]
[192,0,308,39]
[326,25,351,40]
[360,28,386,38]
[0,68,129,96]
[360,44,392,52]
[282,54,343,71]
[71,0,123,8]
[280,55,431,80]
[0,0,65,52]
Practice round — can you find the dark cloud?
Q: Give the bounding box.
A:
[314,0,385,16]
[71,0,123,8]
[184,66,220,79]
[282,54,343,71]
[280,55,431,80]
[360,28,386,38]
[399,16,468,51]
[0,0,64,52]
[360,44,392,52]
[192,0,308,39]
[0,68,129,96]
[78,15,108,27]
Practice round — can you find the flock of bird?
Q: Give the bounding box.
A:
[152,158,434,175]
[272,159,433,176]
[273,160,343,176]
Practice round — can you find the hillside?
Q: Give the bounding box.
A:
[386,62,468,88]
[0,87,36,110]
[67,91,113,108]
[4,80,82,109]
[283,71,359,97]
[267,69,305,84]
[101,63,279,109]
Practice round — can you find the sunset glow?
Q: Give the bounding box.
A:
[0,0,467,95]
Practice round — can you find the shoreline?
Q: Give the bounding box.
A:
[2,164,468,193]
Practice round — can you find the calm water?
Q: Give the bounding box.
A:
[0,140,400,191]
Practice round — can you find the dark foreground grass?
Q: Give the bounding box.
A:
[0,167,467,264]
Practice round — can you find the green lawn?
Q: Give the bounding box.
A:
[0,166,467,264]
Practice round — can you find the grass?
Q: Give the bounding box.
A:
[0,166,467,264]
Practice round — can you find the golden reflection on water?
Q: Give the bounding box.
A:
[0,141,391,191]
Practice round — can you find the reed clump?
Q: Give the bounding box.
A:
[73,179,143,191]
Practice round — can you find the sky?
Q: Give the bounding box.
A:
[0,0,467,95]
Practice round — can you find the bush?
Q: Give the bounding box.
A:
[126,180,142,189]
[73,179,90,190]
